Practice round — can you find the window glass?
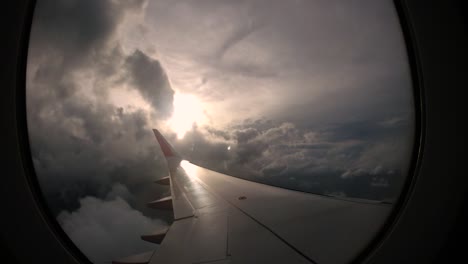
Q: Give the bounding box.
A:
[27,0,414,262]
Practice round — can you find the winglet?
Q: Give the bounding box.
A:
[152,129,182,173]
[152,129,180,158]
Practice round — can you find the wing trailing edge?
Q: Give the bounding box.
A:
[141,226,169,244]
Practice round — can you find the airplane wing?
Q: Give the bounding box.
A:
[113,129,392,264]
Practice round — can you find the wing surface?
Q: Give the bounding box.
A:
[113,129,392,264]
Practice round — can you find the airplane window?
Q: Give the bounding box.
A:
[26,0,415,263]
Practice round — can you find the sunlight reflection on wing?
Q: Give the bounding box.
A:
[180,160,199,179]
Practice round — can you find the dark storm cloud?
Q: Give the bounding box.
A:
[32,118,172,259]
[176,115,411,201]
[28,0,177,217]
[125,50,174,118]
[234,128,269,165]
[29,94,170,215]
[28,1,175,261]
[31,0,145,70]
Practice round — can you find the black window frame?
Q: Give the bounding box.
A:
[1,0,467,263]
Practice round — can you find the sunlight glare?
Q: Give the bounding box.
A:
[180,160,199,178]
[169,93,204,139]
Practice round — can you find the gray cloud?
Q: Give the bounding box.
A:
[144,0,412,126]
[27,0,175,218]
[29,92,171,216]
[124,50,174,118]
[173,116,412,202]
[30,0,145,73]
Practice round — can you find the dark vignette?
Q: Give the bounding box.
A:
[1,0,466,264]
[13,0,93,264]
[353,0,425,262]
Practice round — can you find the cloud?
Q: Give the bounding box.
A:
[26,1,416,261]
[57,192,166,263]
[172,116,413,201]
[27,0,177,218]
[26,3,177,262]
[30,0,145,73]
[124,50,174,118]
[28,91,169,214]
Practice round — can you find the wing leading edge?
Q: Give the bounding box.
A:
[113,129,392,264]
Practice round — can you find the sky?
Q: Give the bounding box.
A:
[26,0,414,263]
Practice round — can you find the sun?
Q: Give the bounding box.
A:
[168,92,204,139]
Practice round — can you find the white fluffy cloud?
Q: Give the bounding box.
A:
[57,192,167,263]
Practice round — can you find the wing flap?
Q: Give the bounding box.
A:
[141,226,169,244]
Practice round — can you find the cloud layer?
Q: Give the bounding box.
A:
[176,116,412,201]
